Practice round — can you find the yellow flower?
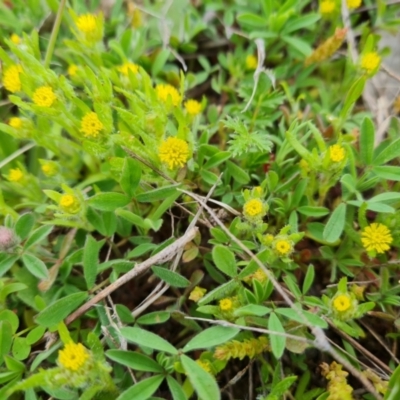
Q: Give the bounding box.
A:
[58,342,89,371]
[32,86,56,107]
[189,286,207,302]
[243,199,265,218]
[41,163,57,177]
[10,33,21,44]
[156,84,181,106]
[219,298,233,311]
[332,294,352,312]
[252,268,268,283]
[76,14,97,34]
[274,239,292,256]
[320,0,336,16]
[196,360,212,374]
[360,52,380,73]
[245,54,257,70]
[59,194,81,214]
[68,64,78,76]
[184,99,202,116]
[8,168,24,182]
[361,223,393,254]
[3,65,23,93]
[346,0,362,9]
[9,117,22,129]
[118,62,139,75]
[80,112,104,138]
[159,137,189,169]
[329,144,345,163]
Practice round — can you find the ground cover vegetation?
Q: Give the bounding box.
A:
[0,0,400,399]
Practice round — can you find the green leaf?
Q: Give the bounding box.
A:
[203,151,231,169]
[120,327,178,355]
[117,375,164,400]
[212,245,237,277]
[87,193,130,211]
[120,158,141,198]
[282,14,320,34]
[302,265,314,295]
[151,266,190,288]
[35,292,88,327]
[14,213,35,240]
[137,311,170,325]
[297,206,329,217]
[0,310,19,333]
[373,138,400,166]
[282,36,312,56]
[24,225,53,250]
[12,337,31,360]
[83,235,103,290]
[268,313,286,359]
[233,304,271,317]
[275,308,327,328]
[106,350,164,373]
[183,326,239,352]
[26,326,46,345]
[372,166,400,181]
[359,117,375,165]
[21,254,48,280]
[167,376,187,400]
[180,355,220,400]
[198,280,239,306]
[323,203,346,243]
[226,161,250,184]
[0,254,19,278]
[136,184,181,203]
[385,362,400,400]
[369,192,400,203]
[269,375,297,398]
[237,13,267,28]
[340,77,366,120]
[115,208,149,229]
[0,321,13,364]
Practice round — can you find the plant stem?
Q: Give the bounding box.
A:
[44,0,67,68]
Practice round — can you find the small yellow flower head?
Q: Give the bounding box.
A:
[80,112,104,138]
[274,239,293,256]
[361,223,393,254]
[189,286,207,302]
[262,234,274,246]
[3,65,23,93]
[41,163,57,177]
[252,268,268,283]
[76,14,97,34]
[32,86,57,107]
[68,64,78,76]
[320,0,336,16]
[8,168,24,182]
[245,54,258,70]
[346,0,362,9]
[156,84,181,106]
[9,117,22,129]
[196,360,212,374]
[243,199,266,221]
[219,298,233,311]
[10,33,21,44]
[159,137,190,169]
[118,62,139,75]
[360,52,380,73]
[332,294,352,312]
[329,144,345,163]
[184,99,202,116]
[59,194,81,214]
[58,342,89,371]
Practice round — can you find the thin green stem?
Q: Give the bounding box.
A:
[44,0,67,68]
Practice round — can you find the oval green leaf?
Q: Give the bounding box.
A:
[106,350,164,373]
[323,203,346,243]
[212,245,237,277]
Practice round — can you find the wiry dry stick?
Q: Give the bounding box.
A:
[65,226,198,325]
[181,189,383,400]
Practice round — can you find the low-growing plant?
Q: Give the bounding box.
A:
[1,0,400,399]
